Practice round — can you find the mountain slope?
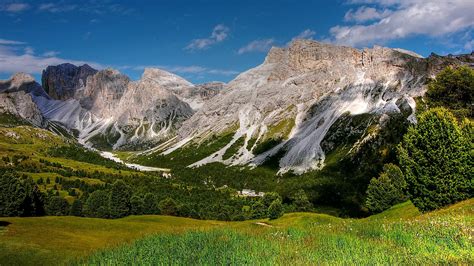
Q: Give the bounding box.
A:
[156,40,471,174]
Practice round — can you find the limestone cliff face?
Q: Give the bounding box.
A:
[0,73,46,126]
[35,67,195,149]
[42,63,97,100]
[162,40,470,173]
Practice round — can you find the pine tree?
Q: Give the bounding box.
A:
[398,108,473,212]
[70,199,83,216]
[109,180,132,218]
[130,195,144,215]
[143,193,158,215]
[85,190,110,218]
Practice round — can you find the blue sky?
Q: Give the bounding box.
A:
[0,0,473,83]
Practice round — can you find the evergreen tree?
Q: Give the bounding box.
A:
[130,195,144,215]
[70,199,83,216]
[158,197,178,216]
[268,199,284,220]
[109,180,132,218]
[0,170,26,216]
[85,190,110,218]
[143,193,158,215]
[46,196,69,216]
[398,108,473,212]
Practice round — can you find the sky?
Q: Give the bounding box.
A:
[0,0,473,83]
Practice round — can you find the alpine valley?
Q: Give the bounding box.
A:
[0,39,473,264]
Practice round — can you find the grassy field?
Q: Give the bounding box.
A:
[0,199,472,265]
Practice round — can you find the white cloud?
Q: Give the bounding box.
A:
[185,24,230,51]
[2,3,29,12]
[330,0,474,47]
[131,65,238,76]
[0,40,102,75]
[292,29,316,41]
[38,3,77,13]
[24,46,34,55]
[0,38,25,45]
[238,39,275,54]
[344,6,391,22]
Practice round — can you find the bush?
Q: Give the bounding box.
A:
[290,189,313,212]
[268,200,284,220]
[158,198,178,216]
[398,108,473,212]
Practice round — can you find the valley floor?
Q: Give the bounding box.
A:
[0,199,472,265]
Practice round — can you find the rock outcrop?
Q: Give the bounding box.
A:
[42,63,97,100]
[0,73,46,126]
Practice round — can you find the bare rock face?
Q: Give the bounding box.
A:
[0,73,45,126]
[42,63,97,100]
[36,66,194,150]
[161,40,470,173]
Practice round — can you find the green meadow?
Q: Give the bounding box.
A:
[0,199,472,265]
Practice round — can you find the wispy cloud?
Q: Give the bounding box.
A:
[0,38,26,45]
[128,65,238,76]
[238,39,275,54]
[344,6,391,22]
[185,24,230,51]
[1,2,30,13]
[0,39,102,75]
[330,0,474,47]
[291,29,316,42]
[38,3,77,13]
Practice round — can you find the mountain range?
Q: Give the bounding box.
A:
[1,39,472,174]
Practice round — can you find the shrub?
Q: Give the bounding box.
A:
[290,189,313,212]
[398,108,473,212]
[268,200,284,220]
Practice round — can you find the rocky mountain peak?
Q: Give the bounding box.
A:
[42,63,98,100]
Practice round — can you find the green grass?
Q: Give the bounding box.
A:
[0,199,472,265]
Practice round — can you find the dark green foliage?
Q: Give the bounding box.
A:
[130,195,144,215]
[46,196,69,216]
[250,201,267,219]
[143,193,158,215]
[268,200,284,220]
[0,170,45,217]
[158,197,178,216]
[70,199,83,216]
[365,174,399,213]
[290,189,313,212]
[85,190,110,218]
[109,180,132,218]
[426,66,473,118]
[262,192,282,208]
[47,145,127,170]
[398,108,473,212]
